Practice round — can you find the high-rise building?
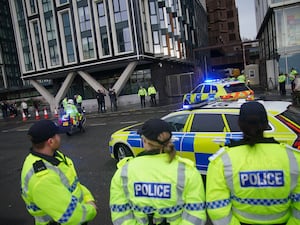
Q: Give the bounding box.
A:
[0,0,22,97]
[205,0,243,71]
[7,0,208,111]
[255,0,300,89]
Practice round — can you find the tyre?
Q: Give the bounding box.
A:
[114,144,133,161]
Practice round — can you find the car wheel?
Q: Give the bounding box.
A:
[115,144,133,161]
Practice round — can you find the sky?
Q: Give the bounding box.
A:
[235,0,257,40]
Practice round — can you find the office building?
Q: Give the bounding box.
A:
[255,0,300,89]
[8,0,208,111]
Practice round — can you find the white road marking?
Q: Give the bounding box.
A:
[120,121,138,124]
[89,123,107,126]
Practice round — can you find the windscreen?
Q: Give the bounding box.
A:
[224,83,249,93]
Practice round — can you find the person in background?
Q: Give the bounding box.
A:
[64,99,81,125]
[110,118,206,225]
[96,89,106,113]
[292,73,300,105]
[138,86,147,108]
[206,101,300,225]
[278,72,286,96]
[21,120,97,225]
[237,70,246,83]
[75,94,83,109]
[1,100,8,119]
[62,97,68,109]
[289,67,298,92]
[148,84,157,106]
[108,87,117,112]
[21,100,30,117]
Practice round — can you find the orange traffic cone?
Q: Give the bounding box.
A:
[43,108,49,119]
[35,109,40,120]
[22,111,27,121]
[54,107,58,118]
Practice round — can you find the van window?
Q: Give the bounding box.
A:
[164,114,189,132]
[191,114,224,132]
[226,114,272,131]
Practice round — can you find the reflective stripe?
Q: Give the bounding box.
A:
[34,214,52,223]
[233,207,288,220]
[285,145,299,191]
[136,216,148,224]
[112,212,134,225]
[110,203,131,212]
[182,211,205,225]
[291,193,300,202]
[231,195,289,205]
[292,207,300,219]
[221,152,233,190]
[121,163,130,200]
[58,195,78,223]
[177,162,185,205]
[210,211,232,225]
[206,199,231,209]
[81,204,87,223]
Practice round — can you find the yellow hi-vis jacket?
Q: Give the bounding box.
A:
[206,138,300,225]
[148,86,157,95]
[110,152,206,225]
[21,150,97,225]
[138,88,147,96]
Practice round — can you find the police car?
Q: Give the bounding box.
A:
[109,100,300,174]
[182,79,254,109]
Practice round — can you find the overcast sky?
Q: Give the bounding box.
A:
[235,0,257,40]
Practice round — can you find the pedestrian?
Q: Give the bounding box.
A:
[21,100,29,117]
[278,72,286,96]
[108,87,117,111]
[138,86,147,108]
[206,101,300,224]
[289,67,298,92]
[21,120,97,224]
[110,118,206,225]
[148,84,157,106]
[292,73,300,105]
[96,89,106,113]
[1,100,8,118]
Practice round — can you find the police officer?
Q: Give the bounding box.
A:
[64,99,81,125]
[206,101,300,225]
[237,71,246,83]
[289,67,298,92]
[148,84,157,106]
[138,86,147,108]
[21,120,97,225]
[278,72,287,96]
[110,118,206,225]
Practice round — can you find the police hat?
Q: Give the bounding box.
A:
[138,119,172,144]
[239,101,268,125]
[28,120,66,144]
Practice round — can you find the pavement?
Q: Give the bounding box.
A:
[1,89,299,126]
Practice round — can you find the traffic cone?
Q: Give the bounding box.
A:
[43,107,49,119]
[35,109,40,120]
[22,111,27,121]
[54,107,58,118]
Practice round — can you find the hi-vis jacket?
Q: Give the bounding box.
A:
[110,152,206,225]
[21,150,97,225]
[206,138,300,225]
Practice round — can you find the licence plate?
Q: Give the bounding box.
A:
[63,121,69,126]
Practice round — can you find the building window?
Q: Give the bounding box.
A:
[33,21,45,69]
[121,69,152,95]
[59,0,69,4]
[227,10,233,18]
[149,1,158,25]
[42,0,52,13]
[228,22,234,30]
[29,0,37,14]
[49,45,59,66]
[62,12,75,63]
[82,37,94,59]
[45,17,56,41]
[78,6,91,32]
[229,33,236,41]
[113,0,132,53]
[97,2,110,56]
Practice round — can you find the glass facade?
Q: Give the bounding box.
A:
[275,5,300,73]
[61,12,75,63]
[112,0,132,53]
[96,2,111,56]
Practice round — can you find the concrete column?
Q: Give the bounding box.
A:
[55,72,76,104]
[30,80,56,112]
[78,71,107,92]
[113,61,138,96]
